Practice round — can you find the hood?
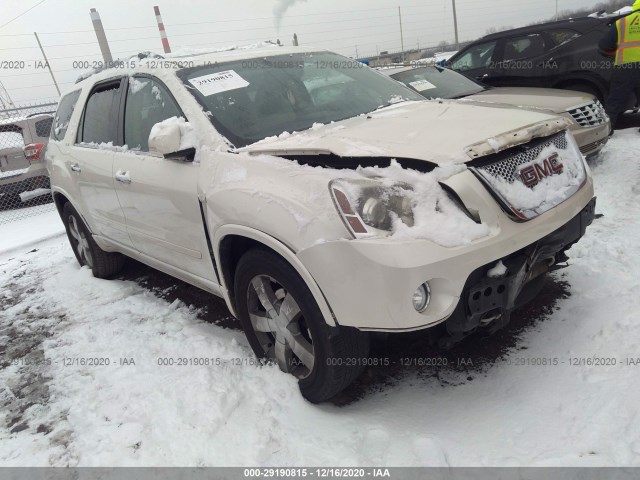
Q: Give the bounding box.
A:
[239,100,572,165]
[465,87,595,114]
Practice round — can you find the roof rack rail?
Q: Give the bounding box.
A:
[75,51,165,84]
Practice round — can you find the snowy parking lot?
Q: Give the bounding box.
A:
[1,129,640,467]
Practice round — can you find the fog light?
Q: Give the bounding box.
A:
[412,283,431,313]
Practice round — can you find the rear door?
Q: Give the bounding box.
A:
[113,75,213,281]
[73,78,134,248]
[494,33,552,87]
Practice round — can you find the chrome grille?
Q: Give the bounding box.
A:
[566,101,607,127]
[478,133,567,184]
[579,138,607,154]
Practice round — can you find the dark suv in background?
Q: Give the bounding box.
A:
[446,16,630,104]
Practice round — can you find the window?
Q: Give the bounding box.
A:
[391,67,485,100]
[81,83,121,144]
[177,52,423,148]
[124,76,182,151]
[52,90,80,141]
[547,29,580,47]
[0,127,24,149]
[503,34,547,61]
[35,117,53,137]
[451,41,497,71]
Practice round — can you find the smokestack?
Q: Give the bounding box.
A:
[90,8,113,63]
[293,33,299,46]
[154,5,171,54]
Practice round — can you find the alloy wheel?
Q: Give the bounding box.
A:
[68,214,93,268]
[246,274,315,378]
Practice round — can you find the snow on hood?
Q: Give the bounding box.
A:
[242,151,491,247]
[239,100,571,165]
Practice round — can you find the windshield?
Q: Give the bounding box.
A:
[390,66,486,99]
[177,52,423,148]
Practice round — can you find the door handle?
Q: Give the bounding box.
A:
[115,170,131,184]
[70,163,81,173]
[476,74,489,80]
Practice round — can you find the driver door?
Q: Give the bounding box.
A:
[113,75,215,282]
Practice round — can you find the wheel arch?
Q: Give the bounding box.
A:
[52,190,70,217]
[52,188,96,237]
[213,225,337,327]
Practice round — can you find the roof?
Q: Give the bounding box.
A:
[74,45,324,87]
[479,16,608,41]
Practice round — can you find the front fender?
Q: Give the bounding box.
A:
[212,224,338,327]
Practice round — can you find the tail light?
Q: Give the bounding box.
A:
[23,143,45,161]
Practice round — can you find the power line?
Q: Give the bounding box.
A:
[0,0,48,30]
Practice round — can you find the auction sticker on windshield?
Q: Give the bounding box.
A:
[188,70,250,96]
[409,79,437,92]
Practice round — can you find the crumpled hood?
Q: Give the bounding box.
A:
[239,100,572,164]
[464,87,595,114]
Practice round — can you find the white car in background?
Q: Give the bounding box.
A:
[47,46,596,402]
[0,113,54,207]
[382,64,610,158]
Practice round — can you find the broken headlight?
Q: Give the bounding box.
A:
[330,178,414,237]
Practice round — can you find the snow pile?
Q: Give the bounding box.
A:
[487,260,507,278]
[148,116,198,153]
[77,141,129,152]
[590,6,633,17]
[19,188,51,203]
[339,160,491,247]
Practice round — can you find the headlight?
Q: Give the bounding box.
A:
[330,178,414,237]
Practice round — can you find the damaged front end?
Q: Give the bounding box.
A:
[439,197,596,348]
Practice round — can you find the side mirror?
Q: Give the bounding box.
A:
[148,119,196,162]
[149,122,182,156]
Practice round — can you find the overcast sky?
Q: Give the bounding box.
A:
[0,0,613,103]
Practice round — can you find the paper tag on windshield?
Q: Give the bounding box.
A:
[409,79,437,92]
[189,70,250,96]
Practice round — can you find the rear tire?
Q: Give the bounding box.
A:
[62,202,125,279]
[234,248,369,403]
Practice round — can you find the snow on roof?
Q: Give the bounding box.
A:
[74,44,323,85]
[589,5,633,17]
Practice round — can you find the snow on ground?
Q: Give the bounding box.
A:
[0,208,64,261]
[1,131,640,466]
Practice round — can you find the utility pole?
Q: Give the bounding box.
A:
[555,0,559,20]
[398,6,405,61]
[293,33,299,46]
[452,0,459,50]
[90,8,113,63]
[34,32,60,96]
[355,45,359,59]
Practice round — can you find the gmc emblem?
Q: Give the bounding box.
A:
[519,153,564,187]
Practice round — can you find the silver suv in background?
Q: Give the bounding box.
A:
[0,113,54,209]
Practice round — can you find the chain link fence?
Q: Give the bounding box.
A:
[1,102,58,225]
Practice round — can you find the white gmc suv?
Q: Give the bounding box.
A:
[47,47,596,402]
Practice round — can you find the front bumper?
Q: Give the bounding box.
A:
[565,116,610,157]
[298,170,595,332]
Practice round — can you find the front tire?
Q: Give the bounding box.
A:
[234,249,369,403]
[62,202,125,279]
